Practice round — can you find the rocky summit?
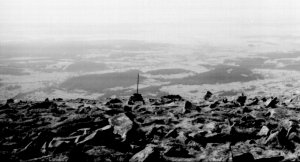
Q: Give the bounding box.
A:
[1,93,300,162]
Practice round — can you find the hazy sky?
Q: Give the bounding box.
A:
[1,0,300,42]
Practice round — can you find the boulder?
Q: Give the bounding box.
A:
[257,126,269,136]
[266,108,288,119]
[109,113,133,140]
[183,101,196,113]
[129,144,156,162]
[265,127,295,150]
[265,97,279,108]
[204,143,231,162]
[237,93,247,106]
[6,98,14,104]
[204,91,213,100]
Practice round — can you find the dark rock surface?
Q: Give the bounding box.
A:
[1,94,300,161]
[128,93,145,105]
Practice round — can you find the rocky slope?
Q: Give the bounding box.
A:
[1,92,300,162]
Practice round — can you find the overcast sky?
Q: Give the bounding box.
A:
[1,0,300,42]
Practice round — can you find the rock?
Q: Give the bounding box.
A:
[54,98,63,102]
[210,101,219,108]
[246,97,259,106]
[204,91,213,100]
[6,98,14,104]
[129,93,145,105]
[165,128,180,138]
[230,126,258,143]
[77,125,113,145]
[242,106,253,113]
[129,144,156,162]
[255,156,284,162]
[290,95,300,105]
[203,122,217,133]
[161,95,183,104]
[265,127,295,150]
[183,101,196,113]
[222,97,228,103]
[124,105,133,112]
[18,131,54,160]
[266,108,288,119]
[70,128,90,137]
[109,113,133,140]
[286,120,298,138]
[31,100,57,109]
[77,106,92,114]
[48,137,74,154]
[176,131,188,144]
[67,144,86,162]
[4,93,300,161]
[257,126,269,136]
[105,98,123,108]
[84,146,129,162]
[204,143,231,162]
[146,125,169,140]
[201,132,229,144]
[201,107,212,112]
[51,104,65,114]
[233,152,255,162]
[265,97,279,108]
[164,144,192,158]
[237,93,247,106]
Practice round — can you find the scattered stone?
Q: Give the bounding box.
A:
[164,144,192,158]
[129,93,145,105]
[246,97,259,106]
[109,113,133,140]
[204,143,231,162]
[243,106,253,113]
[257,126,269,136]
[265,97,279,108]
[232,152,255,162]
[105,98,123,108]
[161,95,183,104]
[183,101,196,113]
[77,125,113,145]
[129,144,156,162]
[54,98,64,102]
[204,91,213,100]
[237,93,247,106]
[210,101,219,108]
[1,93,300,161]
[6,98,14,104]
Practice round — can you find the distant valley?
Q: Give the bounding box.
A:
[1,39,300,102]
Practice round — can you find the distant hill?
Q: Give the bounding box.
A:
[64,61,108,72]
